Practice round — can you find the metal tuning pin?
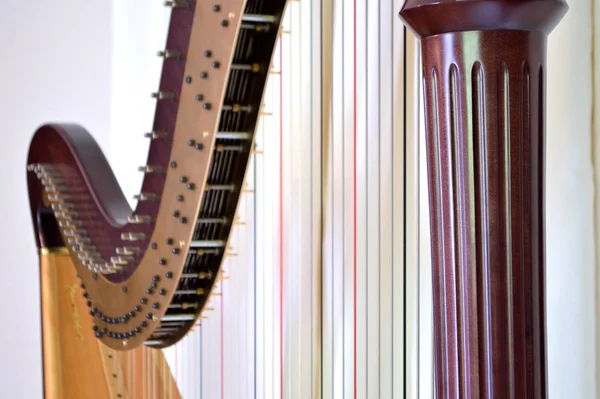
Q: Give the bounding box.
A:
[241,14,277,24]
[190,240,226,249]
[127,215,152,224]
[52,203,76,212]
[144,131,168,140]
[151,91,176,101]
[110,256,133,266]
[72,245,96,252]
[121,232,147,242]
[196,217,228,225]
[116,247,140,256]
[233,217,246,226]
[138,165,164,174]
[216,131,250,140]
[215,144,245,153]
[231,63,261,73]
[78,252,102,261]
[157,49,182,60]
[222,104,252,113]
[205,184,236,192]
[68,237,91,245]
[161,314,196,322]
[63,229,87,237]
[133,193,158,202]
[163,0,189,8]
[47,193,72,202]
[56,211,79,220]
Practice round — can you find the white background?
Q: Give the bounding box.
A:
[0,0,596,398]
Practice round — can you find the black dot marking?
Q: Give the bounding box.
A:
[122,286,128,293]
[188,139,195,146]
[153,275,160,282]
[173,210,180,217]
[159,258,167,266]
[165,272,174,279]
[177,195,184,202]
[203,103,211,110]
[141,298,148,305]
[221,20,229,27]
[166,238,174,245]
[151,242,158,250]
[153,303,160,309]
[213,5,221,12]
[159,289,167,295]
[200,71,208,79]
[204,50,212,57]
[195,143,204,150]
[187,183,195,190]
[180,176,188,183]
[211,61,220,68]
[180,217,188,224]
[171,161,177,169]
[196,94,204,101]
[172,248,180,254]
[185,76,192,84]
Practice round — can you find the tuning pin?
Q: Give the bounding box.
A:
[111,256,133,266]
[157,49,182,59]
[127,215,152,224]
[233,217,246,226]
[138,165,164,174]
[134,193,158,201]
[121,232,147,241]
[116,247,140,256]
[151,91,176,101]
[164,0,189,7]
[144,131,168,140]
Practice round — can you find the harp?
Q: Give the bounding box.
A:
[25,0,569,398]
[28,1,289,397]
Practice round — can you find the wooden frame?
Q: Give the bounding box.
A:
[399,0,568,397]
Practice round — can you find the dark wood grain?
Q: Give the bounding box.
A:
[27,4,196,282]
[399,0,568,397]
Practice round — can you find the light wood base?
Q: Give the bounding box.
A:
[40,249,181,399]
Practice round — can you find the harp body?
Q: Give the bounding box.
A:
[26,0,569,397]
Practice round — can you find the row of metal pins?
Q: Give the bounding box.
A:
[140,1,279,346]
[28,163,122,274]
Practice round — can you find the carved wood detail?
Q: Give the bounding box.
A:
[399,0,568,397]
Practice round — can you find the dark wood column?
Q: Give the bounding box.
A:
[398,1,568,398]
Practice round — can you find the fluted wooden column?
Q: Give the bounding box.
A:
[399,1,568,398]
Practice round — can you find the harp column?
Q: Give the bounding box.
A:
[399,1,568,398]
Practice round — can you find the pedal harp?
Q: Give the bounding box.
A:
[399,0,567,397]
[27,0,288,397]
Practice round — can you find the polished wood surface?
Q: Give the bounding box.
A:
[399,0,568,397]
[40,249,181,399]
[27,0,288,350]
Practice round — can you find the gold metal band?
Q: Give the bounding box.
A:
[40,247,69,255]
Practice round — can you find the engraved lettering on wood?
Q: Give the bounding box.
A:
[66,284,84,341]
